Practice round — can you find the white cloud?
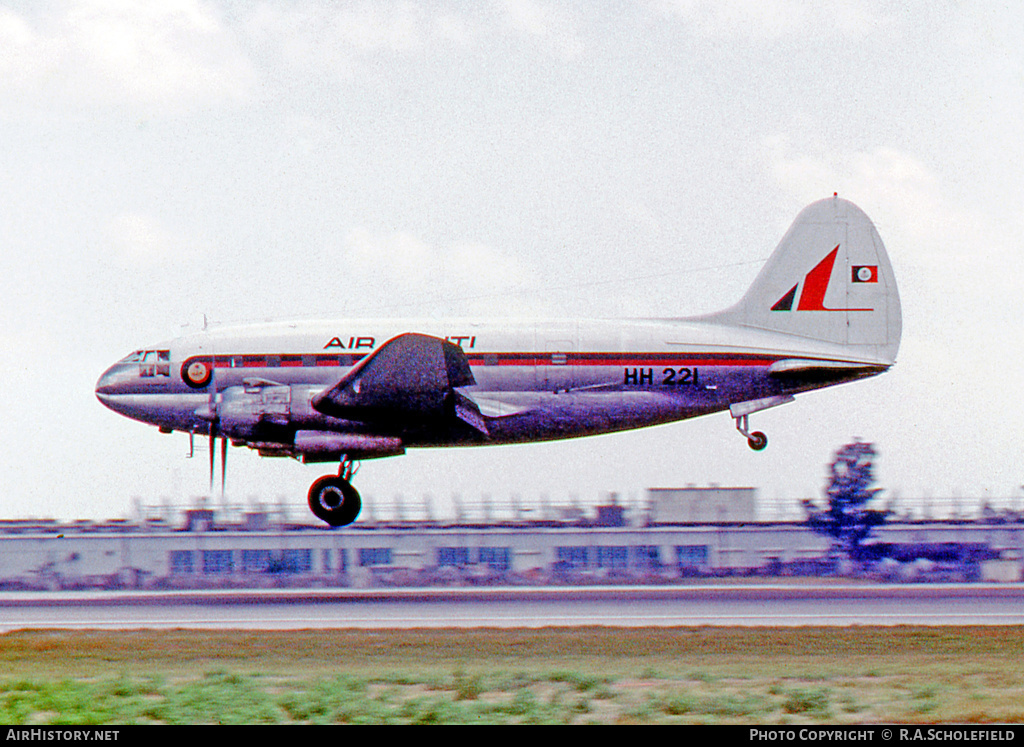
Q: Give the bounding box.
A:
[245,2,477,78]
[0,0,253,109]
[340,228,543,316]
[495,0,583,59]
[654,0,893,41]
[764,140,1009,263]
[106,212,190,266]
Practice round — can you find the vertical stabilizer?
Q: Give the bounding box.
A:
[707,197,901,363]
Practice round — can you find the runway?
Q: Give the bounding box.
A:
[1,584,1022,630]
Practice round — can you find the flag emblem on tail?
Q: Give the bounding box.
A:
[852,266,878,283]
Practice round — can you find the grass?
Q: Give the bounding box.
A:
[0,627,1022,724]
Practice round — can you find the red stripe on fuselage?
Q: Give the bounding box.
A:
[190,351,785,370]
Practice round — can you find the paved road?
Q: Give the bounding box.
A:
[1,585,1022,630]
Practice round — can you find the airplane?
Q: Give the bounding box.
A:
[96,196,901,527]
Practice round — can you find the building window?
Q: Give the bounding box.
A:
[631,546,661,569]
[169,550,194,574]
[478,547,511,572]
[675,545,709,566]
[437,547,471,567]
[241,550,271,573]
[596,546,628,569]
[202,550,234,574]
[359,547,392,566]
[556,546,589,569]
[282,549,312,573]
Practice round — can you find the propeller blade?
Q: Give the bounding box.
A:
[207,362,218,492]
[220,436,227,496]
[208,429,215,491]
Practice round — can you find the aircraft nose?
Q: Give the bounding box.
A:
[95,363,133,411]
[95,366,117,409]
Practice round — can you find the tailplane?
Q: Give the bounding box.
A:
[707,197,901,363]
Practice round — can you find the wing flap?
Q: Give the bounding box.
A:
[459,392,536,418]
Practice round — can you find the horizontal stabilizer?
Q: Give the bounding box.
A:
[768,358,889,385]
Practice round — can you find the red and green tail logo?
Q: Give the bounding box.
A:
[772,246,875,312]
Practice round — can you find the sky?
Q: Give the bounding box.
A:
[1,1,1022,521]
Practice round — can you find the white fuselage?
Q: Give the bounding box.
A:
[96,317,888,458]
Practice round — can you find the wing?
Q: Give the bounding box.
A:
[311,333,488,434]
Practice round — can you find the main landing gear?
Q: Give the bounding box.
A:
[734,414,768,451]
[307,457,362,527]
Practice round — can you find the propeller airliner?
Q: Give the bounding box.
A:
[97,197,901,526]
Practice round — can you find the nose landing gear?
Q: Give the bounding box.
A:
[307,457,362,526]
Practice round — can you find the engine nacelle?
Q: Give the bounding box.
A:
[294,430,405,462]
[216,385,291,439]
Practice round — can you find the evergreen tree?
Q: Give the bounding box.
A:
[802,441,889,560]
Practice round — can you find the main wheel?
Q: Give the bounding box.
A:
[747,431,768,451]
[308,475,362,527]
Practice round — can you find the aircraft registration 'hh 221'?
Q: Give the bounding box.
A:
[97,197,901,526]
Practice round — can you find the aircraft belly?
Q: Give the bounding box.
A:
[482,390,722,444]
[444,363,788,446]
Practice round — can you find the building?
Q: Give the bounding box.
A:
[0,492,1020,589]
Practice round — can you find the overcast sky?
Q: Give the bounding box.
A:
[2,1,1022,521]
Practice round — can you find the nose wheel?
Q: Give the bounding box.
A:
[307,458,362,526]
[735,414,768,451]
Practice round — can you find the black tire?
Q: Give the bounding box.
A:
[747,431,768,451]
[307,475,362,527]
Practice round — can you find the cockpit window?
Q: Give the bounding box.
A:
[138,350,171,377]
[121,351,145,363]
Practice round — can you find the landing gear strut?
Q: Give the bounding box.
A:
[307,457,362,526]
[735,414,768,451]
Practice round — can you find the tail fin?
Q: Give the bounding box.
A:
[708,197,901,363]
